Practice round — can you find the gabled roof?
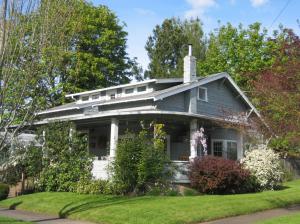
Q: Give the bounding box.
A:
[153,72,261,118]
[37,72,261,119]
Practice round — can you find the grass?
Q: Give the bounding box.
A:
[0,180,300,224]
[0,216,32,223]
[256,212,300,224]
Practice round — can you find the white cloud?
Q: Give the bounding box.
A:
[134,8,156,16]
[250,0,269,7]
[229,0,236,5]
[185,0,217,18]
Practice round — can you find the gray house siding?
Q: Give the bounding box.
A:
[155,79,249,119]
[197,79,249,117]
[211,128,238,140]
[156,93,186,112]
[98,100,154,112]
[40,109,84,119]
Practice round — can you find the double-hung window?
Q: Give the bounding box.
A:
[198,87,208,101]
[212,139,237,160]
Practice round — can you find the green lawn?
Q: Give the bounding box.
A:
[0,216,32,223]
[256,212,300,224]
[0,180,300,224]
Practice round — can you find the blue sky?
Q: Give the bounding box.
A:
[92,0,299,70]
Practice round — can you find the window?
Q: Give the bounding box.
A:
[110,94,115,99]
[125,88,134,94]
[212,139,238,160]
[137,86,147,92]
[213,141,223,157]
[81,96,89,101]
[227,141,237,160]
[198,87,208,101]
[92,94,100,100]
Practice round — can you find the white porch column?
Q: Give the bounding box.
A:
[189,119,198,160]
[237,131,244,160]
[166,135,171,158]
[109,118,119,158]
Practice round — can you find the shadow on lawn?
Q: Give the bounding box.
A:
[58,196,156,218]
[8,202,22,210]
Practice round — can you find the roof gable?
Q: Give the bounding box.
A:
[153,72,260,118]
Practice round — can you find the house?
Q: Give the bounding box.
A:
[37,45,261,183]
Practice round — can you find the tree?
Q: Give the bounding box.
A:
[145,18,205,78]
[0,0,79,151]
[198,22,279,91]
[252,29,300,153]
[44,3,142,107]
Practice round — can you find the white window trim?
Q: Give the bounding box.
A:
[198,87,208,102]
[76,84,152,103]
[122,85,150,97]
[211,139,237,159]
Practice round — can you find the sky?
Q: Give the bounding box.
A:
[92,0,299,70]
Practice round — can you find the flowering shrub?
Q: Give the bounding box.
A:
[188,156,256,194]
[241,146,284,190]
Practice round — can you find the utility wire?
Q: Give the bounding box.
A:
[269,0,292,29]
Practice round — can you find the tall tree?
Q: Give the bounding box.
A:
[198,22,279,91]
[0,0,78,151]
[252,29,300,152]
[43,3,141,106]
[145,18,205,78]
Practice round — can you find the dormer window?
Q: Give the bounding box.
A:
[125,88,134,94]
[82,96,89,101]
[110,94,115,99]
[92,94,100,100]
[137,86,146,92]
[198,87,208,102]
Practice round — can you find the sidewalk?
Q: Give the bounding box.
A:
[201,204,300,224]
[0,207,94,224]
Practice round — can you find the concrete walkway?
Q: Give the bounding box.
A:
[201,204,300,224]
[0,207,95,224]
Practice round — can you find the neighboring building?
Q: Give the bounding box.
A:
[37,45,261,183]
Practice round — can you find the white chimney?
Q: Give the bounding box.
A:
[184,44,197,83]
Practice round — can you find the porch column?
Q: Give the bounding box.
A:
[189,119,198,160]
[237,131,244,160]
[109,118,119,158]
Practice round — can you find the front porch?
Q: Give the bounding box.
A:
[76,115,245,183]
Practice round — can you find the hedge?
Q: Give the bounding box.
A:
[0,183,9,200]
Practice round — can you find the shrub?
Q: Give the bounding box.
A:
[37,122,93,192]
[182,187,199,196]
[112,124,173,195]
[188,156,256,194]
[0,183,9,200]
[241,146,284,190]
[76,178,111,194]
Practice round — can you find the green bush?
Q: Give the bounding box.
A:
[165,189,179,196]
[112,124,173,195]
[0,183,9,200]
[76,179,112,194]
[37,122,93,192]
[183,188,199,196]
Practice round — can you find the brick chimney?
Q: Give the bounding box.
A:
[184,44,197,83]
